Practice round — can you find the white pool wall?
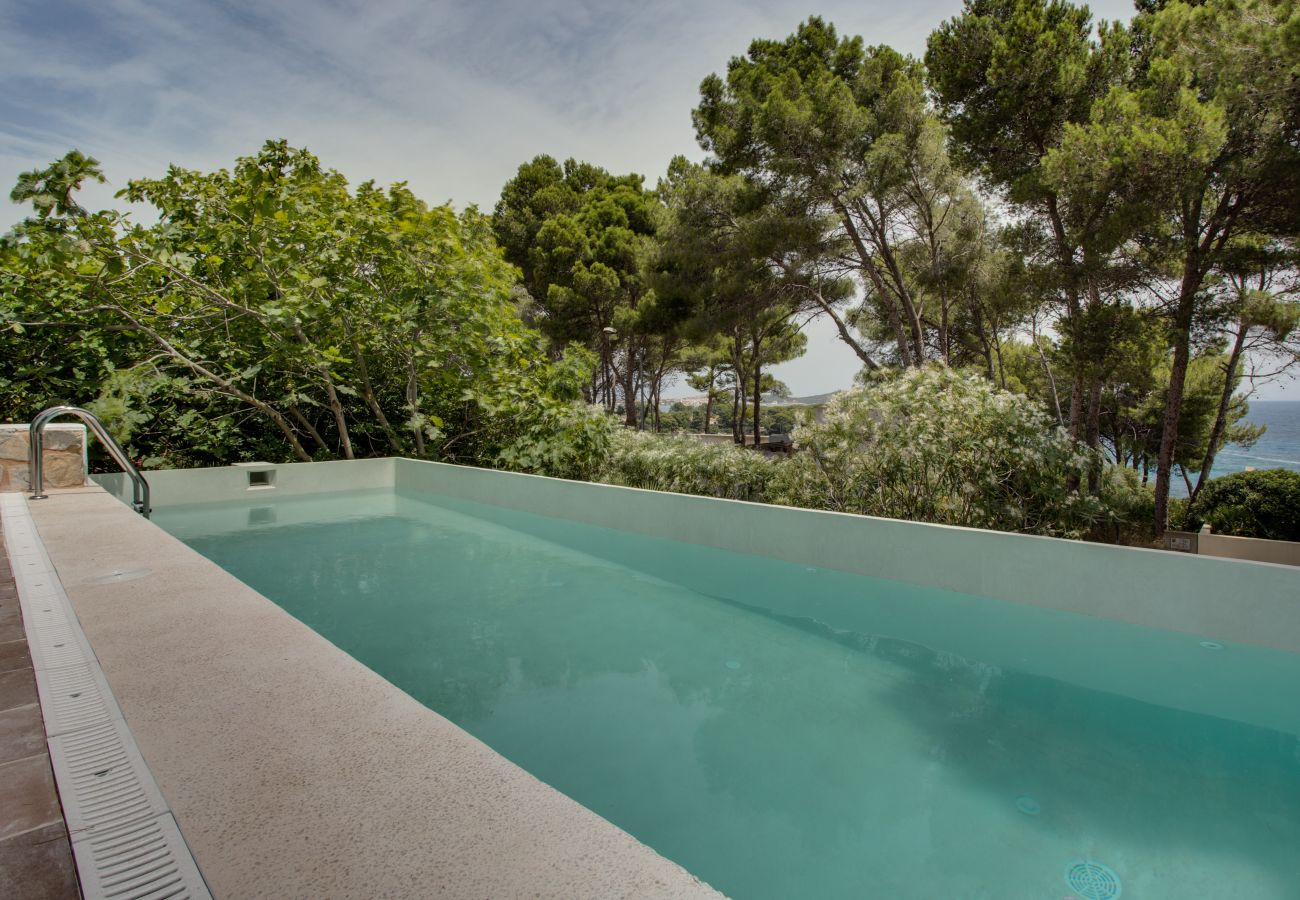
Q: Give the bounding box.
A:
[389,459,1300,651]
[100,456,1299,656]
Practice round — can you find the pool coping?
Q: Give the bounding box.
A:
[0,492,211,898]
[12,486,721,899]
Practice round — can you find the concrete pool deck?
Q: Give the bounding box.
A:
[9,486,719,898]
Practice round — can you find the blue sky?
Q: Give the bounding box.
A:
[2,0,1292,399]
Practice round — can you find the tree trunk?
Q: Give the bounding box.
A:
[291,323,353,459]
[353,343,403,453]
[1067,374,1084,440]
[121,312,312,461]
[703,367,716,434]
[971,303,994,380]
[834,201,911,366]
[288,405,329,454]
[939,294,951,365]
[322,379,354,459]
[1030,323,1064,426]
[731,338,745,444]
[1084,377,1104,493]
[623,361,638,427]
[1193,321,1248,498]
[406,361,425,457]
[806,290,880,370]
[1154,279,1199,535]
[731,385,741,443]
[752,363,763,451]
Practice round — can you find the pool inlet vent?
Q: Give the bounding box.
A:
[1015,795,1041,816]
[1065,860,1122,900]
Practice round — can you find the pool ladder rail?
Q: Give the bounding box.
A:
[28,405,151,518]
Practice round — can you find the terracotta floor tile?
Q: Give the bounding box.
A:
[0,669,37,713]
[0,756,62,841]
[0,821,78,899]
[0,641,31,676]
[0,705,46,766]
[0,599,19,631]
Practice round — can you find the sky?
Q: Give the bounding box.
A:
[2,0,1293,400]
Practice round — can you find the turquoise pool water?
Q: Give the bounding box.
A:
[155,489,1300,900]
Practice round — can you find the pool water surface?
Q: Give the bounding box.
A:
[155,489,1300,900]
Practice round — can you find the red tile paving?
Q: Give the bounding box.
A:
[0,525,78,899]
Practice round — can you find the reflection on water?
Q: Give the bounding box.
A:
[157,491,1300,900]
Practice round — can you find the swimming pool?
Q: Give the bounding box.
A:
[142,466,1300,900]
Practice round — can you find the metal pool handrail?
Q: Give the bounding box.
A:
[28,406,151,517]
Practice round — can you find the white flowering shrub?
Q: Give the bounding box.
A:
[795,367,1109,536]
[601,429,784,502]
[597,368,1137,538]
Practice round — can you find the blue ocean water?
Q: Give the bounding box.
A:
[1167,400,1300,497]
[1212,400,1300,479]
[155,489,1300,900]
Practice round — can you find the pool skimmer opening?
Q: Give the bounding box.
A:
[1065,860,1122,900]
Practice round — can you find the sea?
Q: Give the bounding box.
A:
[1171,400,1300,496]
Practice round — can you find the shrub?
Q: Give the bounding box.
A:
[600,429,784,502]
[793,367,1115,537]
[1089,465,1158,545]
[598,367,1140,539]
[1184,468,1300,541]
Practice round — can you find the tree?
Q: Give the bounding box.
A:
[680,338,734,434]
[653,157,839,444]
[492,156,667,426]
[1192,236,1299,496]
[927,0,1135,448]
[1040,0,1300,531]
[695,17,990,368]
[1184,469,1300,540]
[4,143,606,474]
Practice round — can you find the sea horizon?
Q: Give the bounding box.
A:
[1171,399,1300,496]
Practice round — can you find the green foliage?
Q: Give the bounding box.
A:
[927,0,1128,204]
[601,429,786,502]
[696,17,999,368]
[1184,469,1300,541]
[3,143,602,471]
[492,155,674,426]
[600,368,1139,537]
[653,158,832,440]
[795,367,1118,536]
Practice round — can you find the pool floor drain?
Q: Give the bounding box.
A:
[1015,795,1040,816]
[1065,860,1122,900]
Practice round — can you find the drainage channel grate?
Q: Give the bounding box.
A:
[1065,860,1123,900]
[77,814,208,900]
[1,494,213,900]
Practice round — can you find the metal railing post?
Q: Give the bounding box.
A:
[28,406,151,517]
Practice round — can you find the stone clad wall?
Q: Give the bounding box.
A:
[0,424,88,491]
